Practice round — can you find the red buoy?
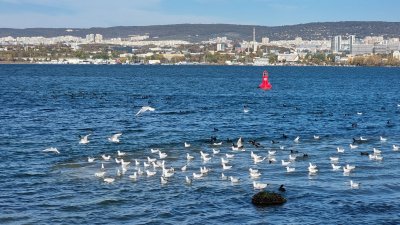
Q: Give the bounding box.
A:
[259,70,272,90]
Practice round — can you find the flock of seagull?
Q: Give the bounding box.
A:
[42,105,400,192]
[43,107,399,191]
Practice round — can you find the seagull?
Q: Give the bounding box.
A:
[200,166,210,174]
[213,142,222,146]
[331,164,341,171]
[181,165,187,171]
[222,163,232,170]
[249,168,258,173]
[102,154,111,161]
[186,153,194,160]
[79,134,90,144]
[268,150,276,156]
[229,176,239,183]
[88,157,95,162]
[221,173,228,180]
[243,106,250,113]
[289,154,297,161]
[151,148,160,153]
[313,135,320,140]
[226,153,234,158]
[373,148,381,154]
[147,156,156,163]
[101,163,105,170]
[185,176,192,185]
[43,147,60,154]
[294,136,300,143]
[281,160,291,166]
[117,150,126,156]
[184,142,191,148]
[159,151,167,159]
[95,171,106,178]
[200,151,209,159]
[160,177,168,185]
[357,112,363,115]
[103,178,115,184]
[286,166,295,173]
[193,172,203,179]
[253,181,268,190]
[212,149,220,155]
[337,147,345,153]
[146,170,156,177]
[115,158,121,164]
[108,133,122,143]
[349,144,358,149]
[350,180,360,189]
[135,106,155,116]
[380,136,387,142]
[221,158,229,164]
[393,145,399,151]
[129,172,138,180]
[250,171,261,178]
[330,157,339,163]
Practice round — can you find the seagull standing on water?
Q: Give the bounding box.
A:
[135,106,155,116]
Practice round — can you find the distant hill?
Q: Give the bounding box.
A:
[1,22,400,41]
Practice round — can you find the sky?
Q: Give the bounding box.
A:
[0,0,399,28]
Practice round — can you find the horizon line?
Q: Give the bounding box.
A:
[1,20,399,30]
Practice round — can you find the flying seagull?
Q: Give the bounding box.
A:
[135,106,155,116]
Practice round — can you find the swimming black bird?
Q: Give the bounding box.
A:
[213,128,219,132]
[249,140,262,148]
[210,136,217,142]
[360,152,369,156]
[282,133,288,139]
[290,150,299,154]
[352,122,358,128]
[271,140,280,144]
[279,184,286,192]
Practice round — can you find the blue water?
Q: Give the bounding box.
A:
[1,65,400,224]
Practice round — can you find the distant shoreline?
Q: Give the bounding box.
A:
[0,61,399,68]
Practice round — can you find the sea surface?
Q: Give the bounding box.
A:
[1,65,400,224]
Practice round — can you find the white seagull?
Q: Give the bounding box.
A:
[350,180,360,189]
[117,150,126,156]
[103,178,115,184]
[393,145,399,151]
[337,147,345,153]
[294,136,300,143]
[380,136,387,142]
[331,164,341,171]
[43,147,60,154]
[253,181,268,190]
[108,133,122,143]
[102,154,111,161]
[185,176,192,185]
[79,134,90,144]
[184,142,191,148]
[286,166,295,173]
[186,153,194,160]
[159,151,168,159]
[88,157,95,162]
[135,106,155,116]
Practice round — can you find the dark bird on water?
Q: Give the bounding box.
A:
[279,184,286,192]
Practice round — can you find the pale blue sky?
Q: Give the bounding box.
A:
[0,0,399,28]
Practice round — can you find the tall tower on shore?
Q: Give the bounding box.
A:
[253,27,257,52]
